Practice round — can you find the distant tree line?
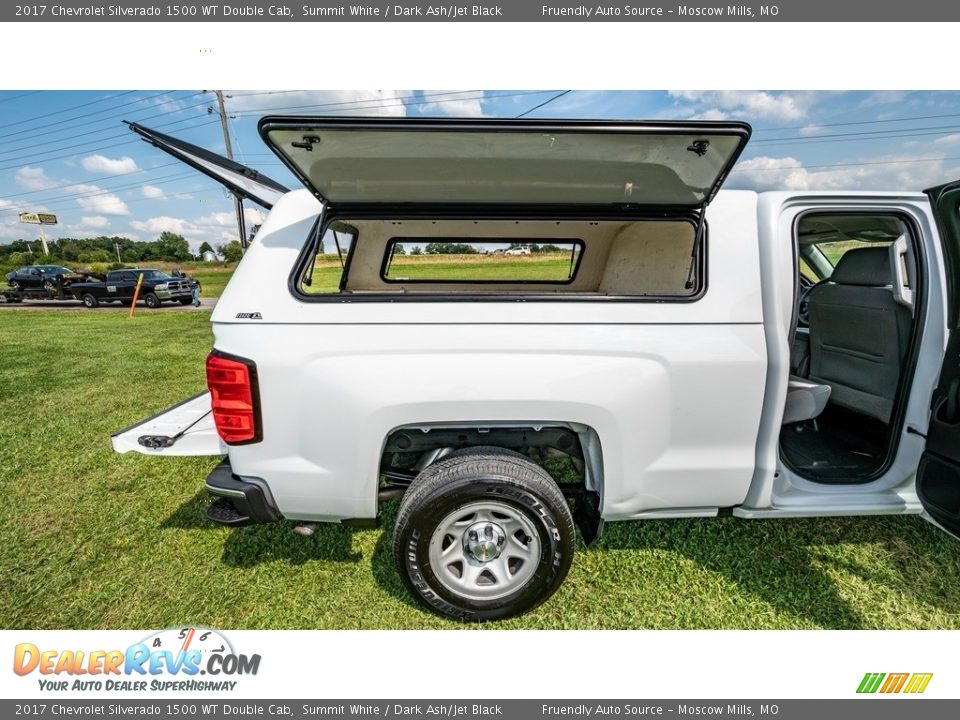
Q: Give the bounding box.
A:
[400,242,570,256]
[0,233,244,270]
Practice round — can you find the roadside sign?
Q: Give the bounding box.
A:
[19,212,58,225]
[18,212,57,255]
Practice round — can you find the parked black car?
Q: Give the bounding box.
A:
[5,265,89,291]
[70,268,197,308]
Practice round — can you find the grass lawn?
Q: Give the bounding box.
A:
[3,310,960,630]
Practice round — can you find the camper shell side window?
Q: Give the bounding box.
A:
[292,212,707,302]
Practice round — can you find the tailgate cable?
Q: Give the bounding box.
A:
[138,410,212,449]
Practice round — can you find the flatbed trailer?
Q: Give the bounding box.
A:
[0,277,81,304]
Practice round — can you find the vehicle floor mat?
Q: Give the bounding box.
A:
[779,403,889,482]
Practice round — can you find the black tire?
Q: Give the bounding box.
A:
[178,297,193,305]
[143,292,161,309]
[393,447,575,621]
[81,293,98,309]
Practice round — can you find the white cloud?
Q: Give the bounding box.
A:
[934,134,960,146]
[141,184,165,199]
[80,216,110,229]
[728,152,960,192]
[690,108,728,121]
[130,215,191,234]
[799,124,825,136]
[81,154,139,174]
[195,207,263,234]
[196,210,236,227]
[669,91,813,122]
[418,91,486,117]
[74,184,130,215]
[14,165,57,190]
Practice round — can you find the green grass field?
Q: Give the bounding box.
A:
[3,310,960,630]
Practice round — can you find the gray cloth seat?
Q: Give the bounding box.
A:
[783,375,832,424]
[806,246,912,424]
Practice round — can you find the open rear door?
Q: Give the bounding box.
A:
[112,392,225,456]
[127,122,289,209]
[918,181,960,537]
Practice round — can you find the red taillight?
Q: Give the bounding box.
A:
[206,351,260,444]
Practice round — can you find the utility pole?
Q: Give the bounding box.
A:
[38,225,50,256]
[214,90,247,249]
[115,241,122,263]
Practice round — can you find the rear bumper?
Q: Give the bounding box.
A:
[204,460,281,526]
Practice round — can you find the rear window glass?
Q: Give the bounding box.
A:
[381,240,583,284]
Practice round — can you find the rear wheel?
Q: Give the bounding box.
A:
[393,447,575,621]
[143,292,161,309]
[81,293,98,309]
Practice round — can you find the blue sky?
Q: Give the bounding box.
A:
[3,89,960,251]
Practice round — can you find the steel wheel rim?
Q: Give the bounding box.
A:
[428,500,542,601]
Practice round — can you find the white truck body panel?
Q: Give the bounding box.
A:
[204,189,767,522]
[116,189,951,525]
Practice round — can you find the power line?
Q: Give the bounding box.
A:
[0,192,225,230]
[0,104,208,158]
[516,90,572,118]
[0,91,209,152]
[0,90,138,131]
[0,161,181,201]
[731,154,960,174]
[228,89,490,114]
[752,128,960,148]
[230,88,479,102]
[753,110,960,133]
[0,117,219,172]
[0,91,41,105]
[0,171,201,218]
[230,89,551,116]
[753,122,960,144]
[0,91,170,137]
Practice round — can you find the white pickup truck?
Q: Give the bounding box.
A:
[113,118,960,621]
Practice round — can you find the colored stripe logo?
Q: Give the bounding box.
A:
[857,672,933,694]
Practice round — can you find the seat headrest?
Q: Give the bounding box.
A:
[829,246,892,286]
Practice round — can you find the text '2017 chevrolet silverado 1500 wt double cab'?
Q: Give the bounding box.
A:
[112,117,960,621]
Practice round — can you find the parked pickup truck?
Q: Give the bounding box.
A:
[70,268,196,308]
[112,118,960,621]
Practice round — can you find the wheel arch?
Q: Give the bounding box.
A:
[378,420,605,543]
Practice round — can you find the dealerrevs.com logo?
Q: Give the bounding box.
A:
[13,627,261,693]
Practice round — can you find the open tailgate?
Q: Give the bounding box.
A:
[112,392,226,456]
